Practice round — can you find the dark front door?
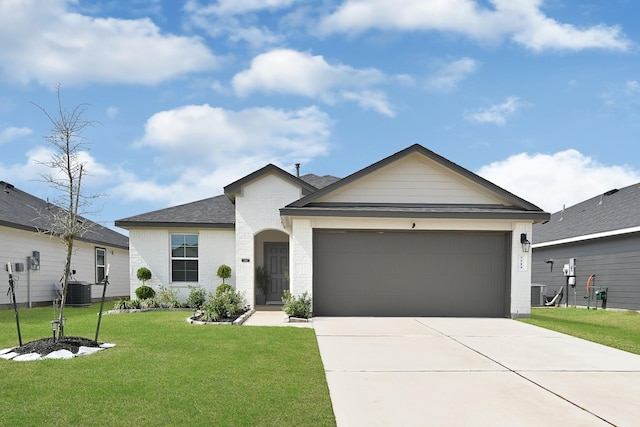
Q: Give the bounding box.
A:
[265,243,289,302]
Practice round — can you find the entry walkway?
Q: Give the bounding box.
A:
[313,317,640,427]
[242,308,312,328]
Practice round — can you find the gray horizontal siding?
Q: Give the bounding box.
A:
[532,233,640,310]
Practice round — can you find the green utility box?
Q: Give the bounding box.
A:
[595,289,607,300]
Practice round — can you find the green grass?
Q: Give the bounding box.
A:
[0,304,336,427]
[520,308,640,355]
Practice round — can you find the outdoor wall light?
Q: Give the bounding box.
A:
[520,233,531,253]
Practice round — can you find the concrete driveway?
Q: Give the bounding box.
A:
[313,317,640,427]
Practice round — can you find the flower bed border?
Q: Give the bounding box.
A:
[187,309,255,325]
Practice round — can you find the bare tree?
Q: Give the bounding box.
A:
[33,85,99,338]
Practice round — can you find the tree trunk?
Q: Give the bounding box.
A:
[58,238,74,338]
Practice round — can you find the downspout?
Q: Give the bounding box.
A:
[26,256,32,308]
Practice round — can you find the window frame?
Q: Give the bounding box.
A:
[96,247,106,283]
[170,233,199,283]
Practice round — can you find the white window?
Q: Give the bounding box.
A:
[171,234,198,282]
[96,248,106,282]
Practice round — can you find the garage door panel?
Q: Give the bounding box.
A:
[313,230,509,317]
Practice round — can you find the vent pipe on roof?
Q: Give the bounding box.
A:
[295,163,300,177]
[559,204,565,221]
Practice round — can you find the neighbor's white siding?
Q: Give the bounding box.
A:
[316,153,510,206]
[0,225,129,307]
[289,216,533,317]
[234,173,299,305]
[127,227,235,300]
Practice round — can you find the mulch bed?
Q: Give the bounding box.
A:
[13,336,100,355]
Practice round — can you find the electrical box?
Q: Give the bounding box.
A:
[563,258,577,277]
[31,251,40,270]
[14,262,24,272]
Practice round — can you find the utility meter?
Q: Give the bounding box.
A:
[566,258,577,287]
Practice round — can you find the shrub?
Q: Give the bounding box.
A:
[201,287,246,322]
[188,286,206,309]
[216,283,233,296]
[217,264,232,284]
[139,298,159,309]
[124,299,141,310]
[136,267,152,286]
[157,285,182,308]
[135,285,156,300]
[282,290,312,319]
[255,266,270,296]
[112,298,129,310]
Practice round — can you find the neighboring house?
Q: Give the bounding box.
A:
[532,183,640,310]
[116,144,549,318]
[0,181,129,309]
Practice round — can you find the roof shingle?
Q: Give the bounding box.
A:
[533,182,640,244]
[115,194,235,228]
[0,181,128,249]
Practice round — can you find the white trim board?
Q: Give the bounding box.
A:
[533,226,640,248]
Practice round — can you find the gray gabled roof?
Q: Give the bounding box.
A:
[533,182,640,244]
[281,144,549,221]
[115,165,339,229]
[0,181,128,249]
[115,194,235,229]
[223,164,319,203]
[299,173,341,189]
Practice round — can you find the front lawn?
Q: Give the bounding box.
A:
[0,304,336,427]
[520,307,640,355]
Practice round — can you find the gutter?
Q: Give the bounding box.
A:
[533,225,640,248]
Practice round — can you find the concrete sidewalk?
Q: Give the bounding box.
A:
[314,317,640,427]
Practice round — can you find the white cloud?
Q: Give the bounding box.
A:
[0,0,218,86]
[601,80,640,108]
[504,0,628,52]
[233,49,384,96]
[627,80,640,93]
[340,90,396,117]
[0,145,112,189]
[231,49,394,115]
[185,0,300,16]
[318,0,630,52]
[466,96,521,125]
[426,57,478,92]
[477,149,640,212]
[106,107,119,119]
[0,126,32,144]
[114,103,332,204]
[184,0,293,47]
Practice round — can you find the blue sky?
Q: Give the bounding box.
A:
[1,0,639,232]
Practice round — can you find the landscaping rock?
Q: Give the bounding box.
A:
[0,337,116,362]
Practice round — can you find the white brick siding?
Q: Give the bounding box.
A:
[127,227,235,301]
[234,174,301,305]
